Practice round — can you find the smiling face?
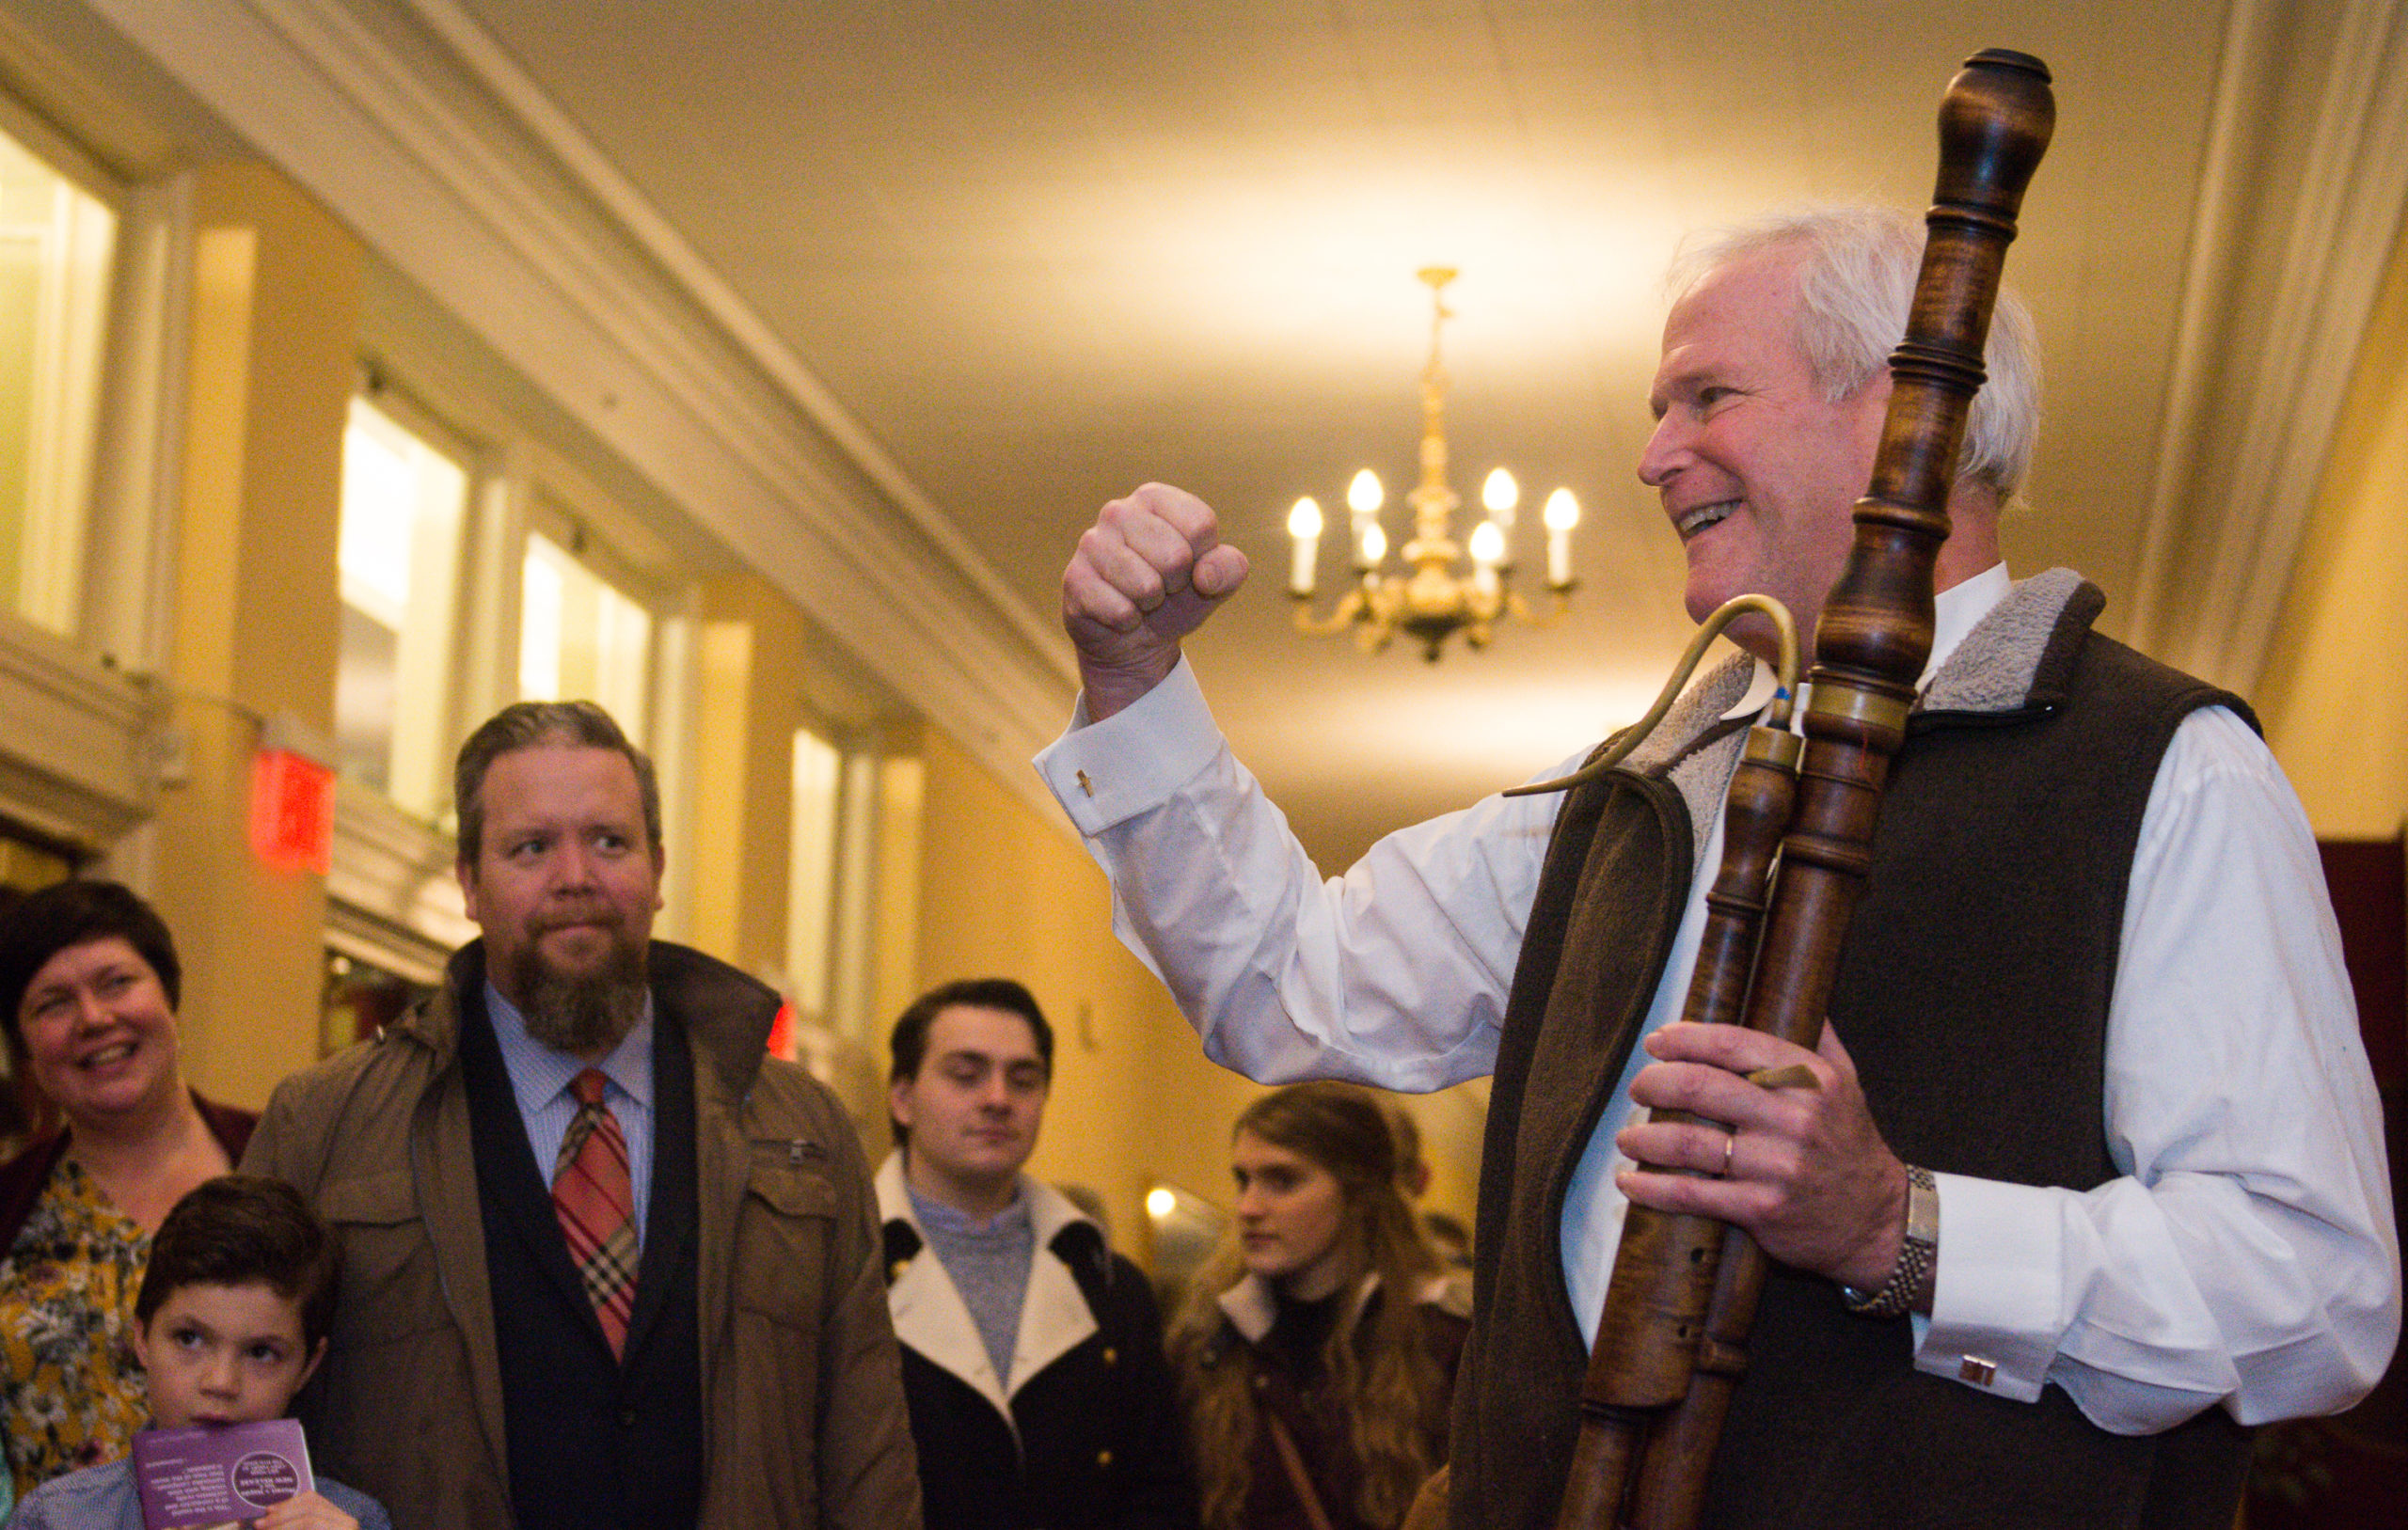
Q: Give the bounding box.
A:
[1639,247,1891,656]
[1231,1128,1354,1300]
[137,1281,325,1430]
[891,1004,1050,1212]
[458,743,662,1054]
[16,937,183,1129]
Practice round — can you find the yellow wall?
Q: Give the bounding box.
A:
[910,726,1488,1263]
[151,162,360,1112]
[913,724,1261,1259]
[687,570,809,981]
[2258,216,2408,837]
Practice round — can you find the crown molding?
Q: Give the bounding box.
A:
[0,615,159,848]
[2130,0,2408,695]
[80,0,1080,824]
[328,777,475,963]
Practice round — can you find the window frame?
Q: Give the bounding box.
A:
[334,378,478,821]
[0,96,182,868]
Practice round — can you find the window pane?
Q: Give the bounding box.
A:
[785,729,842,1018]
[0,127,115,636]
[520,529,654,743]
[519,536,565,702]
[335,397,466,817]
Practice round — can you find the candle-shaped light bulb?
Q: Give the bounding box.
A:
[1347,469,1385,515]
[1287,497,1323,596]
[1348,470,1385,572]
[1481,468,1519,535]
[1468,517,1504,598]
[1468,517,1504,568]
[1543,488,1579,587]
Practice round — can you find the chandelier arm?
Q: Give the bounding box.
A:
[1291,586,1372,638]
[1496,586,1577,632]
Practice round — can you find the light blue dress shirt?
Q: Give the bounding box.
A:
[483,982,657,1244]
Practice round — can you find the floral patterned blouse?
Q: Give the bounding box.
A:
[0,1158,150,1501]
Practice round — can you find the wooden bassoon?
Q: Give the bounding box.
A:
[1540,48,2056,1530]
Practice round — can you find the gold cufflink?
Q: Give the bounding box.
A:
[1958,1356,1997,1386]
[1076,769,1094,797]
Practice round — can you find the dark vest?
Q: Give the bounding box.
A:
[458,979,705,1530]
[1455,583,2258,1530]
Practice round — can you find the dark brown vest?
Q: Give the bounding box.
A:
[1453,581,2257,1530]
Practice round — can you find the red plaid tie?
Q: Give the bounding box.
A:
[553,1067,639,1358]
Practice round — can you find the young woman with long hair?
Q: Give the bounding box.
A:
[1168,1081,1467,1530]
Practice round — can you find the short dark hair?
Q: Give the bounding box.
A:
[886,978,1054,1146]
[453,700,661,864]
[0,880,182,1071]
[135,1175,340,1350]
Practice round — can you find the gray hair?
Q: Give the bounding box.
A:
[452,700,661,863]
[1670,206,2042,500]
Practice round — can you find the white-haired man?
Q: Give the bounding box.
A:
[1038,208,2397,1529]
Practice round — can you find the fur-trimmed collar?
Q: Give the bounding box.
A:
[1918,567,2094,717]
[1628,568,2099,876]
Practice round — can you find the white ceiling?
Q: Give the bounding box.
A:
[53,0,2408,869]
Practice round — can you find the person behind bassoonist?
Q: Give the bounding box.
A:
[1168,1082,1466,1530]
[1034,207,2398,1530]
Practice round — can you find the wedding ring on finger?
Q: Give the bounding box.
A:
[1719,1129,1737,1178]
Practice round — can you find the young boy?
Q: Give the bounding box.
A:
[4,1176,388,1530]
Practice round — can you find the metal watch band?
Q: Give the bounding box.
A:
[1842,1163,1938,1318]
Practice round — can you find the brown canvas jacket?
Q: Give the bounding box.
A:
[242,939,921,1530]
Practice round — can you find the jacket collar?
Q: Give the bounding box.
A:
[876,1149,1095,1249]
[1215,1268,1386,1347]
[877,1151,1103,1419]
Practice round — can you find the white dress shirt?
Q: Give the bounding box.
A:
[1034,567,2398,1433]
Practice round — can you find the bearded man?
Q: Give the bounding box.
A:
[246,701,922,1530]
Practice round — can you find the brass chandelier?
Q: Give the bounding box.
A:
[1287,266,1578,661]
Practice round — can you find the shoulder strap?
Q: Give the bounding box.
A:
[1263,1408,1339,1530]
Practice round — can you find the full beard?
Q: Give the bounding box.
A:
[508,928,649,1056]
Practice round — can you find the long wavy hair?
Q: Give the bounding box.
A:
[1168,1081,1446,1530]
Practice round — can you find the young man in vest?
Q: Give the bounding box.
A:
[880,978,1195,1530]
[1037,208,2398,1528]
[247,701,922,1529]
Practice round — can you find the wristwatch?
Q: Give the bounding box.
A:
[1841,1163,1937,1318]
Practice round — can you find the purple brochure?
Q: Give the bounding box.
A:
[131,1419,315,1529]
